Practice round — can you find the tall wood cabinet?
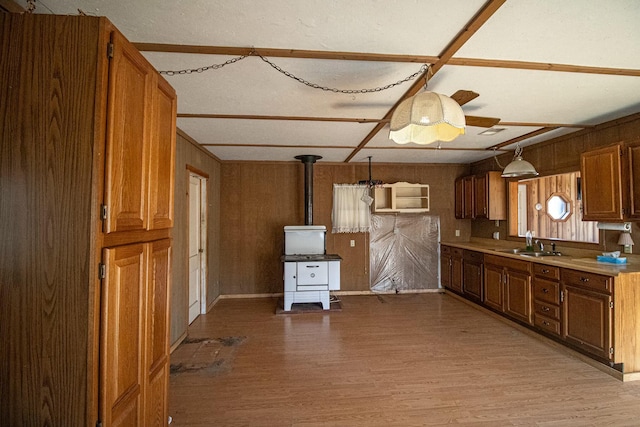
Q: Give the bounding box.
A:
[0,14,176,426]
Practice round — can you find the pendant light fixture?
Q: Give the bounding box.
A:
[389,66,466,145]
[500,143,539,178]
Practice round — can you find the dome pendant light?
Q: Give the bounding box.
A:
[389,91,466,145]
[501,144,539,178]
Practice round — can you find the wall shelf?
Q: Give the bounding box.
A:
[373,182,429,213]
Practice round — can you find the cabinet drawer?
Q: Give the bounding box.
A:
[441,245,451,255]
[533,263,560,280]
[463,249,484,263]
[452,248,464,257]
[561,269,612,294]
[534,301,560,321]
[533,279,560,304]
[534,314,561,337]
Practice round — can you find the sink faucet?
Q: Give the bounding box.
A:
[535,239,544,251]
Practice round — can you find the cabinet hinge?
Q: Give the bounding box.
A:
[107,42,114,59]
[99,263,106,280]
[610,347,615,355]
[610,301,614,309]
[100,204,108,221]
[560,290,564,303]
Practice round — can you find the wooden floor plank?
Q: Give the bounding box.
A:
[169,294,640,426]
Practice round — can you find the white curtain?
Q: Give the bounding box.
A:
[332,184,371,233]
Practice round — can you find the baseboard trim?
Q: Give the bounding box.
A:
[170,331,188,354]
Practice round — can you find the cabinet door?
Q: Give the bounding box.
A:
[484,264,504,312]
[440,253,452,289]
[474,173,488,218]
[148,76,177,230]
[101,243,148,426]
[463,176,475,219]
[581,144,623,221]
[504,270,533,325]
[463,261,483,302]
[562,284,612,360]
[451,254,463,293]
[104,30,154,233]
[454,178,464,219]
[145,239,171,425]
[628,144,640,219]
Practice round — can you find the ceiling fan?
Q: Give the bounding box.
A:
[448,89,500,128]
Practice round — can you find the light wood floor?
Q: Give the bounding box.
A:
[169,294,640,426]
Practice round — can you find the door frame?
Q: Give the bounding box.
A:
[186,166,209,322]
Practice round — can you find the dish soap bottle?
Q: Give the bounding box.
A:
[525,230,533,251]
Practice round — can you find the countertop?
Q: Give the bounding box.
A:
[441,239,640,276]
[281,254,342,262]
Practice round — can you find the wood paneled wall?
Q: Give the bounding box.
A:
[471,113,640,250]
[219,161,469,295]
[171,131,221,345]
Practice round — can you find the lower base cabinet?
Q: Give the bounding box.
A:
[561,269,613,362]
[483,254,532,325]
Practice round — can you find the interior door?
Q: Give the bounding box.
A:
[188,173,207,323]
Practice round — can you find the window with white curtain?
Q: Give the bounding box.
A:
[331,184,371,233]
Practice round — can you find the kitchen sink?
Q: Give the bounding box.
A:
[495,248,562,257]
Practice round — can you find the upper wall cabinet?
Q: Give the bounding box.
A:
[455,171,506,220]
[581,143,640,221]
[373,182,429,213]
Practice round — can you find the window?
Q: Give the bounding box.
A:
[508,172,598,243]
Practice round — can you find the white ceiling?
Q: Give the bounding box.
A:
[24,0,640,164]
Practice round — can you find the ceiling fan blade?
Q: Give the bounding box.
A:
[451,90,480,106]
[465,115,501,128]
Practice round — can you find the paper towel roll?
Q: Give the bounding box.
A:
[596,222,631,232]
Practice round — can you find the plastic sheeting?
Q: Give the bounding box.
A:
[369,214,440,292]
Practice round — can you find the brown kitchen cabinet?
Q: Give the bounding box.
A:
[561,269,613,361]
[483,254,533,325]
[441,245,463,294]
[463,250,484,302]
[455,171,506,220]
[581,142,640,221]
[0,14,175,426]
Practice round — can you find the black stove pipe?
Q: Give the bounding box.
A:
[295,154,322,225]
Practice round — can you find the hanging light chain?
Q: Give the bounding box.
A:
[256,54,428,94]
[159,50,428,94]
[160,54,249,76]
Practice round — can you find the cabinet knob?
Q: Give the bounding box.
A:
[542,288,549,293]
[580,277,590,282]
[542,269,549,274]
[543,321,550,326]
[542,306,550,312]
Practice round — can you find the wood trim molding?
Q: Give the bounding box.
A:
[177,127,222,162]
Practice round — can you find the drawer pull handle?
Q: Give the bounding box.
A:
[542,288,549,293]
[542,306,550,312]
[542,321,550,326]
[542,269,550,274]
[580,277,590,282]
[306,265,320,268]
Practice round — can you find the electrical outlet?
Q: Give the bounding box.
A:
[455,229,460,237]
[350,240,355,247]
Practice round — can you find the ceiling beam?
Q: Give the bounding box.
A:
[136,41,640,78]
[487,127,559,150]
[0,0,24,12]
[198,142,511,152]
[177,114,593,129]
[343,0,507,162]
